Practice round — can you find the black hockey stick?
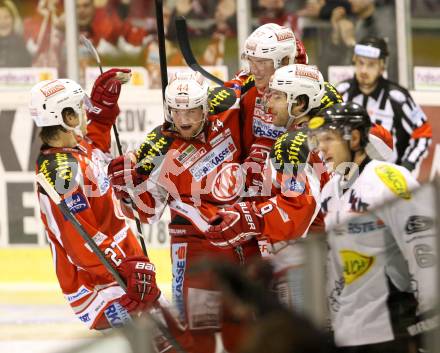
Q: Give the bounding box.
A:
[35,172,186,353]
[175,16,225,86]
[155,0,168,99]
[79,34,148,256]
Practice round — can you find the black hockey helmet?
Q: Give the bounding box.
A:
[354,36,389,60]
[308,102,372,148]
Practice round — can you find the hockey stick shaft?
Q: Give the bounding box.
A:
[155,0,168,99]
[79,34,148,256]
[175,17,225,86]
[35,173,127,290]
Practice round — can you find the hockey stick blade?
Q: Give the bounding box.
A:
[175,17,224,86]
[79,34,103,74]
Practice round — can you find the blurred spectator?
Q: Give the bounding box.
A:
[0,0,31,67]
[298,1,397,81]
[257,0,300,37]
[23,0,65,72]
[76,0,148,56]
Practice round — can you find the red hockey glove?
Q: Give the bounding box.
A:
[295,38,308,64]
[243,145,270,196]
[206,202,262,248]
[108,153,145,200]
[88,68,131,125]
[118,256,161,311]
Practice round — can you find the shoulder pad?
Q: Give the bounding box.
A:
[208,87,238,115]
[37,152,78,195]
[240,74,255,95]
[270,129,310,174]
[374,163,411,199]
[389,89,408,104]
[135,125,173,175]
[336,81,350,94]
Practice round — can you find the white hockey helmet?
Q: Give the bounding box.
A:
[243,23,297,70]
[269,64,325,127]
[30,79,88,131]
[164,71,209,123]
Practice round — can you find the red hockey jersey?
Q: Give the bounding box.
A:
[35,118,143,329]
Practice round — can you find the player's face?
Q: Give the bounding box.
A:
[171,107,204,139]
[267,90,289,127]
[354,55,384,92]
[247,56,275,91]
[0,7,13,37]
[76,0,95,27]
[313,130,351,172]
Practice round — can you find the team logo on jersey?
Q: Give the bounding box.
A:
[340,250,375,285]
[190,136,236,181]
[349,190,369,213]
[85,232,107,252]
[65,286,91,303]
[253,118,285,140]
[63,193,89,214]
[172,243,187,322]
[375,165,411,200]
[177,144,197,165]
[405,215,434,235]
[91,153,110,195]
[347,219,386,234]
[104,303,132,328]
[79,313,90,322]
[211,163,245,202]
[210,128,231,147]
[283,177,305,194]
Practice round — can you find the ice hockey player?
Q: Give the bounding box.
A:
[226,23,308,195]
[337,36,432,172]
[308,102,437,352]
[206,64,393,310]
[107,71,260,353]
[206,64,330,307]
[30,71,167,338]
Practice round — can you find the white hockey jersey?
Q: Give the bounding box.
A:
[322,159,436,347]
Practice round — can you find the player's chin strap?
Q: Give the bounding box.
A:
[286,105,311,130]
[60,114,84,138]
[190,115,207,138]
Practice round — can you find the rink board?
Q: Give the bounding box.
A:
[0,247,172,291]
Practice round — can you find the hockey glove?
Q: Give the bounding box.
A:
[243,145,271,197]
[88,68,131,125]
[108,153,145,201]
[206,201,262,249]
[295,38,308,64]
[118,256,161,312]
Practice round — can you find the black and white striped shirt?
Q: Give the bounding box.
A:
[337,76,431,170]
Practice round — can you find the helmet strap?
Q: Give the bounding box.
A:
[286,102,310,130]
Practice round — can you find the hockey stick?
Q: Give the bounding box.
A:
[154,0,168,99]
[175,17,225,86]
[35,172,187,352]
[79,35,123,155]
[79,34,149,256]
